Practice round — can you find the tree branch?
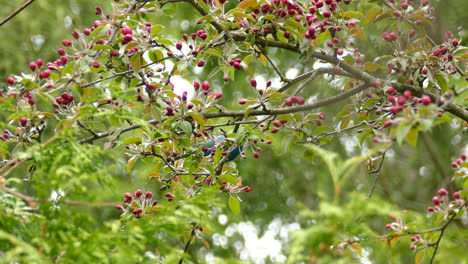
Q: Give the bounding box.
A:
[178,227,196,264]
[202,83,370,118]
[0,0,36,27]
[368,150,387,198]
[0,184,119,207]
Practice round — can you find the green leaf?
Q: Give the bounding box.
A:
[406,128,419,147]
[151,25,164,36]
[127,156,138,169]
[219,174,237,184]
[315,30,331,46]
[229,196,240,216]
[342,11,362,18]
[122,137,142,145]
[363,62,385,72]
[148,49,164,63]
[435,73,448,91]
[190,112,207,127]
[313,126,333,135]
[178,120,193,136]
[92,44,113,51]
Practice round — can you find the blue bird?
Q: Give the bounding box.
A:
[203,135,242,161]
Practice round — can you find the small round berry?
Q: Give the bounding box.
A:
[122,26,132,35]
[19,118,28,127]
[244,186,252,192]
[62,40,72,46]
[134,189,143,198]
[420,95,432,105]
[197,60,206,67]
[403,90,411,99]
[6,77,15,85]
[201,81,210,90]
[123,34,133,43]
[387,87,397,95]
[29,62,38,71]
[432,196,441,205]
[250,79,257,88]
[297,97,305,105]
[253,152,260,159]
[193,81,200,90]
[389,106,400,114]
[36,59,43,68]
[438,188,448,196]
[401,1,409,9]
[284,98,293,106]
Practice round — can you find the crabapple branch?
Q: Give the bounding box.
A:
[0,184,119,207]
[179,0,468,121]
[202,83,369,118]
[0,0,36,27]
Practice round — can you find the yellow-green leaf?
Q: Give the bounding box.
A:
[415,250,425,264]
[198,237,210,248]
[237,0,257,9]
[127,156,138,169]
[147,172,162,178]
[363,62,385,72]
[229,196,240,216]
[351,243,362,256]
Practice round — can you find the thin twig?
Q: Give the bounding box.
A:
[178,227,196,264]
[368,150,387,198]
[203,83,370,118]
[77,121,99,137]
[256,46,289,83]
[428,200,467,264]
[0,0,36,27]
[79,57,170,88]
[0,184,119,207]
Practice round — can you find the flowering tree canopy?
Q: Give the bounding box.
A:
[0,0,467,263]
